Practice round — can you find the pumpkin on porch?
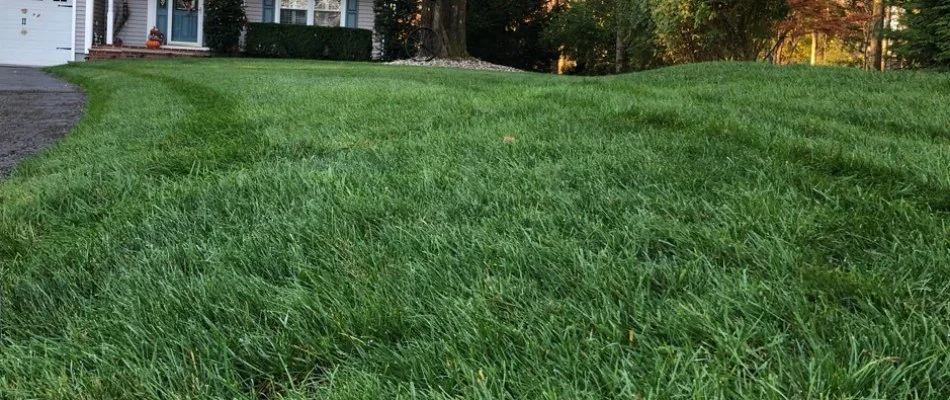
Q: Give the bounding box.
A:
[146,26,165,49]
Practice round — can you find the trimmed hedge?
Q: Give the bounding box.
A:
[246,23,372,61]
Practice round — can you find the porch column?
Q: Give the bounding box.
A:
[307,0,315,26]
[106,0,115,45]
[85,0,94,51]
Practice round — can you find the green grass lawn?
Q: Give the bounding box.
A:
[2,59,950,398]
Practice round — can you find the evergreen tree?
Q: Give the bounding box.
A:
[896,0,950,68]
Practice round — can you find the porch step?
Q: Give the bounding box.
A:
[88,45,212,61]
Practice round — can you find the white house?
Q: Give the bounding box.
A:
[0,0,375,67]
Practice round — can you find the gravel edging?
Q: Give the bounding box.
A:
[387,58,523,73]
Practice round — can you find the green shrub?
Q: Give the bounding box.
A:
[245,23,372,61]
[204,0,246,53]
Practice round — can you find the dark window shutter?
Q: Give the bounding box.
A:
[263,0,274,22]
[345,0,357,28]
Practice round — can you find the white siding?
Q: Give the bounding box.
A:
[87,1,375,54]
[356,0,372,31]
[75,0,87,60]
[241,1,265,50]
[356,0,379,59]
[115,0,148,45]
[246,1,264,23]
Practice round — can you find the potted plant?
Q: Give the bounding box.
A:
[147,26,165,49]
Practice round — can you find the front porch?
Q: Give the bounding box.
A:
[88,0,210,53]
[83,0,373,61]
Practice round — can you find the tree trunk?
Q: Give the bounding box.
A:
[426,0,468,58]
[551,0,561,74]
[784,36,799,65]
[765,33,787,64]
[869,0,885,70]
[615,30,625,74]
[810,32,819,65]
[881,4,893,70]
[776,38,785,64]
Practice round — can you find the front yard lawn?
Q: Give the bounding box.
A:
[2,59,950,398]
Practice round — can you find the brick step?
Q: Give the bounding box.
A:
[89,45,212,61]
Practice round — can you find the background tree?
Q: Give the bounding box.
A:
[374,0,470,59]
[543,0,614,73]
[467,0,558,71]
[650,0,789,63]
[375,0,555,67]
[424,0,469,57]
[868,0,886,68]
[543,0,658,74]
[774,0,871,65]
[373,0,945,72]
[895,0,950,69]
[613,0,657,72]
[843,0,879,68]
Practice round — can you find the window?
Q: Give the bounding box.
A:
[280,0,308,25]
[270,0,345,26]
[263,0,274,23]
[314,0,341,27]
[175,0,198,11]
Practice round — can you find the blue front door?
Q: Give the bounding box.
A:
[171,0,199,43]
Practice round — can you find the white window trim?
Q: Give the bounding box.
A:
[276,0,346,27]
[340,0,347,27]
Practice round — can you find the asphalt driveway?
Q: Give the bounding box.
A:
[0,66,85,177]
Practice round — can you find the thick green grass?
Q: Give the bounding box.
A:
[2,59,950,398]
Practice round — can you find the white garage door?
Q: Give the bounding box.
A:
[0,0,74,66]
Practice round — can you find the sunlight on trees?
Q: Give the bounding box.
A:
[373,0,945,73]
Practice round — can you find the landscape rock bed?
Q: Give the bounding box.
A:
[387,58,523,72]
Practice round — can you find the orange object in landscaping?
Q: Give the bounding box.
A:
[146,26,164,49]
